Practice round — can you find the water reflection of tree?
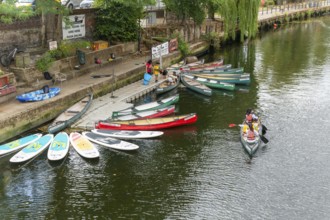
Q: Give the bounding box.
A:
[259,19,329,88]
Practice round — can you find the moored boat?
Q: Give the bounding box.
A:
[186,67,244,74]
[180,74,212,96]
[189,76,235,91]
[112,94,179,118]
[191,74,250,85]
[48,93,93,134]
[96,113,198,130]
[110,105,175,121]
[180,63,231,72]
[156,71,180,95]
[16,87,61,102]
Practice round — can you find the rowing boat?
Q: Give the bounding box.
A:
[156,71,180,95]
[48,93,93,134]
[187,75,235,91]
[111,105,175,121]
[180,74,212,96]
[96,113,198,130]
[240,120,263,156]
[111,94,179,118]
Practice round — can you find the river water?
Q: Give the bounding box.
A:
[1,17,330,219]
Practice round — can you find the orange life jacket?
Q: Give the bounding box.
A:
[246,114,253,123]
[247,130,255,140]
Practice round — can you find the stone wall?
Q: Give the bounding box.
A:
[0,9,98,52]
[0,16,42,52]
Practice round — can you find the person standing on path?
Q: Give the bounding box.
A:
[146,59,153,75]
[153,61,161,82]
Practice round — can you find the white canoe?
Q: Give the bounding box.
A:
[10,134,54,163]
[47,132,70,161]
[91,129,164,139]
[69,132,99,159]
[0,133,42,156]
[82,132,139,151]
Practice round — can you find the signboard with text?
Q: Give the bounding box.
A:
[62,15,86,40]
[152,42,169,59]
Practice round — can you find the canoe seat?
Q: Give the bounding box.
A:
[67,110,80,114]
[81,100,88,103]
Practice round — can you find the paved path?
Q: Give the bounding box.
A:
[0,54,150,126]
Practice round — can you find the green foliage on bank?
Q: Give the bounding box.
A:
[35,40,91,72]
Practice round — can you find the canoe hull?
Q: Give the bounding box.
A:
[180,74,212,96]
[240,120,263,156]
[48,94,93,134]
[112,94,179,118]
[111,105,175,121]
[96,113,198,130]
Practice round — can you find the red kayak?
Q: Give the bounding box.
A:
[96,113,198,130]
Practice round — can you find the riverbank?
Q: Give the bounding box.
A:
[0,41,209,143]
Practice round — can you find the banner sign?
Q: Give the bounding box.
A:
[62,15,86,40]
[152,42,169,59]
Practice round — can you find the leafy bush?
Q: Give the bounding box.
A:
[35,40,91,72]
[171,33,190,59]
[35,53,55,73]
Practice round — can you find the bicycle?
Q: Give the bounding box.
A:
[0,45,24,67]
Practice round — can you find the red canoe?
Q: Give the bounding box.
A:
[96,113,198,130]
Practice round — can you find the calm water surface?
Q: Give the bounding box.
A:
[1,17,330,219]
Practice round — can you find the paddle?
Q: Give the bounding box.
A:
[260,134,269,144]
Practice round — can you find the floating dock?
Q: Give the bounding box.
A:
[73,78,166,130]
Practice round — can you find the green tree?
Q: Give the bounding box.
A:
[93,0,155,44]
[0,0,34,23]
[212,0,260,42]
[162,0,208,25]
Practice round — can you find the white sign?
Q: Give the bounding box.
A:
[49,41,58,50]
[152,42,169,59]
[62,14,86,40]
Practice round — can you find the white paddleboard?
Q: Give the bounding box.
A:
[47,132,70,161]
[10,134,54,163]
[69,132,99,159]
[0,133,42,156]
[91,129,164,139]
[82,132,139,151]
